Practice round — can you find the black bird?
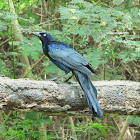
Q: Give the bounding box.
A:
[31,32,103,118]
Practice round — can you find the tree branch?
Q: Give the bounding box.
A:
[0,76,140,116]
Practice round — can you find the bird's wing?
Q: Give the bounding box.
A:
[48,42,93,76]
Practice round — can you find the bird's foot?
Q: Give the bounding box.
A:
[64,81,72,84]
[48,77,58,81]
[46,79,62,84]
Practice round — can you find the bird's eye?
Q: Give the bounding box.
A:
[43,34,46,36]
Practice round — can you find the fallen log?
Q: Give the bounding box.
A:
[0,76,140,116]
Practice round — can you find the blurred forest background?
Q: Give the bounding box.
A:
[0,0,140,139]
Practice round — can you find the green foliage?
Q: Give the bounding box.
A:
[49,30,72,44]
[113,0,124,5]
[1,0,140,80]
[0,0,42,78]
[116,39,140,63]
[56,0,140,80]
[1,0,140,139]
[83,48,106,69]
[44,62,62,74]
[0,54,10,77]
[127,116,140,126]
[0,112,53,140]
[19,37,43,60]
[24,112,52,126]
[67,121,117,139]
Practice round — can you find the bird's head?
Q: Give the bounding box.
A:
[30,32,55,43]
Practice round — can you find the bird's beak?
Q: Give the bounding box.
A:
[30,32,41,37]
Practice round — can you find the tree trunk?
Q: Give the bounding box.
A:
[0,76,140,116]
[9,0,31,78]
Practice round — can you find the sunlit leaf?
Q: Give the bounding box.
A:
[69,16,78,19]
[19,3,26,9]
[69,8,76,14]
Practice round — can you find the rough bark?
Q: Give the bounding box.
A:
[0,76,140,116]
[10,0,31,77]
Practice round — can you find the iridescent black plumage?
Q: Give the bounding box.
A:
[31,32,103,118]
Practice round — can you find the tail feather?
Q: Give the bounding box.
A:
[85,90,97,112]
[72,70,103,118]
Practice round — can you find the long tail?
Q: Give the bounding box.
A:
[72,70,103,118]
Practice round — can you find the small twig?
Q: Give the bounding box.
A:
[120,62,136,81]
[95,0,101,5]
[86,117,91,140]
[51,117,59,138]
[113,117,121,132]
[117,116,130,140]
[3,111,12,125]
[60,117,67,139]
[42,0,48,17]
[69,117,78,140]
[23,54,45,78]
[34,60,50,80]
[40,1,43,23]
[0,38,11,47]
[132,61,140,68]
[35,13,45,17]
[73,35,75,48]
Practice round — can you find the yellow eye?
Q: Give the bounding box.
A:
[43,34,46,36]
[39,40,41,43]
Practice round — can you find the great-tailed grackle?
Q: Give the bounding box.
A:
[31,32,103,118]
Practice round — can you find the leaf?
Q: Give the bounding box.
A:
[19,36,43,60]
[113,0,124,5]
[19,3,26,9]
[92,123,107,136]
[44,62,62,75]
[39,118,52,125]
[83,48,106,69]
[46,133,54,139]
[128,117,140,126]
[69,8,76,14]
[0,0,2,9]
[70,0,84,3]
[69,16,78,19]
[92,135,100,139]
[0,21,7,31]
[57,6,73,19]
[9,52,19,56]
[8,41,21,46]
[0,58,10,76]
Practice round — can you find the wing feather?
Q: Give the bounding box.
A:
[48,42,93,76]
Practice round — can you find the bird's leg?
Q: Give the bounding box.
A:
[64,74,74,82]
[49,73,68,81]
